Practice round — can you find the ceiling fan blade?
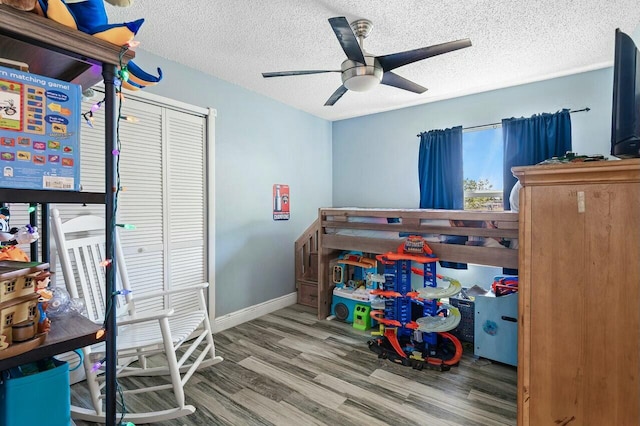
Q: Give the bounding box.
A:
[325,85,348,106]
[328,17,366,64]
[376,38,472,72]
[381,72,427,94]
[262,70,340,78]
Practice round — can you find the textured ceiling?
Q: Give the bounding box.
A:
[108,0,640,121]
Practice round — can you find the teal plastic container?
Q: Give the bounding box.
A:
[0,358,70,426]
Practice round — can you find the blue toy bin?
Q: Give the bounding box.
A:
[0,358,70,426]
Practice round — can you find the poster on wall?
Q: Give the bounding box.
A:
[273,184,290,221]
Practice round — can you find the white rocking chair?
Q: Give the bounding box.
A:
[51,208,223,423]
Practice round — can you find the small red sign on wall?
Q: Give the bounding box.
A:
[273,184,290,220]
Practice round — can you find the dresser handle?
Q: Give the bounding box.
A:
[501,316,517,323]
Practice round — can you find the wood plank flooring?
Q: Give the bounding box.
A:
[72,304,517,425]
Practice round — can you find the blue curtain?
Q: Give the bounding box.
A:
[418,126,464,209]
[502,110,572,210]
[418,126,465,269]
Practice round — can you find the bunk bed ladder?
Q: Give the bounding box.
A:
[294,218,320,308]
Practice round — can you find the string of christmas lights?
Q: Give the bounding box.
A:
[81,45,138,425]
[81,98,138,128]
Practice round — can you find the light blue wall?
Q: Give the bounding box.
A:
[132,51,332,316]
[130,52,615,306]
[332,68,614,208]
[332,68,614,288]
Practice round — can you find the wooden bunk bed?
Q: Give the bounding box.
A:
[295,207,519,319]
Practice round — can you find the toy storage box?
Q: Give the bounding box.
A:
[0,358,70,426]
[0,65,81,191]
[474,292,518,366]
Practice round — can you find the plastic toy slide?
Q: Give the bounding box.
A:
[415,303,461,332]
[416,276,462,300]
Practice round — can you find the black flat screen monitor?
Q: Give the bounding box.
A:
[611,28,640,158]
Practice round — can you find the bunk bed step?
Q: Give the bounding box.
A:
[304,252,318,281]
[296,279,318,309]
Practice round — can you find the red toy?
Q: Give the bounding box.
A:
[492,276,518,296]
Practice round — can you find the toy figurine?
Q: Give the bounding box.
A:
[35,271,53,334]
[0,206,40,245]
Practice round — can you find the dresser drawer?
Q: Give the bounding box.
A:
[297,280,318,308]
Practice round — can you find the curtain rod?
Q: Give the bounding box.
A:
[417,107,591,137]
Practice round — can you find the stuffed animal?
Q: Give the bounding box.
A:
[1,0,161,91]
[0,0,132,12]
[69,0,133,6]
[0,206,40,245]
[0,0,37,10]
[37,0,145,45]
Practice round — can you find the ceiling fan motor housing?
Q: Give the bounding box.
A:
[341,55,383,92]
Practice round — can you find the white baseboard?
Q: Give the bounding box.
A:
[211,292,297,333]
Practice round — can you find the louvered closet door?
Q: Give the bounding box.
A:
[115,101,165,313]
[165,110,207,314]
[29,93,209,317]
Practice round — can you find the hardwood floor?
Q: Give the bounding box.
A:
[72,304,517,425]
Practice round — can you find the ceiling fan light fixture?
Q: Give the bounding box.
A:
[341,58,383,92]
[343,74,380,92]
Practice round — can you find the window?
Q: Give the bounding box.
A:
[23,277,33,288]
[4,280,16,294]
[463,126,503,211]
[4,313,13,327]
[28,304,37,319]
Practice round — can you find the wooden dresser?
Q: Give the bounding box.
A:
[513,159,640,425]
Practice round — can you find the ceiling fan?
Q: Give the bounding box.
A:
[262,17,472,106]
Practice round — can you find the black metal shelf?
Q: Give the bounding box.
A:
[0,189,105,204]
[0,6,128,423]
